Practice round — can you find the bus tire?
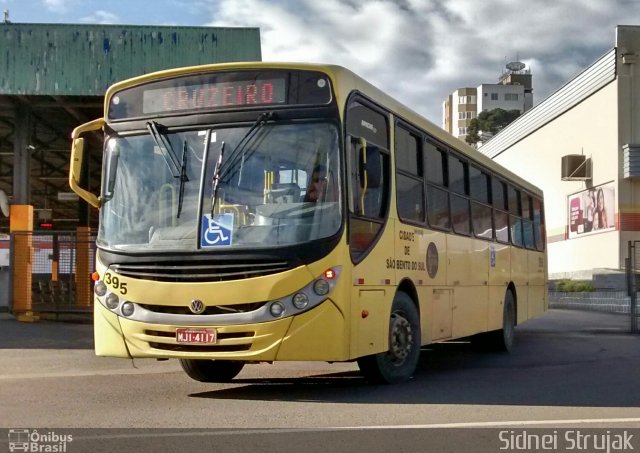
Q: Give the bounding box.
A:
[479,290,516,352]
[179,359,245,383]
[357,292,421,384]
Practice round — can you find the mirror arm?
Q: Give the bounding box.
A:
[69,118,105,209]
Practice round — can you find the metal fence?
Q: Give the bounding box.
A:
[10,230,96,319]
[549,291,632,315]
[626,241,640,334]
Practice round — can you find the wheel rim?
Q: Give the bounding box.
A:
[388,311,414,366]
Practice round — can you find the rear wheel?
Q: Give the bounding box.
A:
[357,292,421,384]
[179,359,245,383]
[476,290,516,352]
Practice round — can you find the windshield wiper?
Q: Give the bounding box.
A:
[210,141,225,216]
[146,121,180,177]
[176,140,189,219]
[217,111,274,183]
[210,111,275,216]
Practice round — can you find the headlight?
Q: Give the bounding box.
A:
[313,279,330,296]
[292,293,309,309]
[94,281,107,297]
[121,302,135,317]
[269,301,285,317]
[105,293,120,309]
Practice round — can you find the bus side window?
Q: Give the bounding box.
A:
[395,124,425,224]
[509,186,523,247]
[425,142,450,230]
[533,197,545,251]
[493,177,509,243]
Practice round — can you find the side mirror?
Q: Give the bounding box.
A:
[69,118,105,208]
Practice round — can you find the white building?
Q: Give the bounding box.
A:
[443,62,533,141]
[479,25,640,286]
[477,83,529,115]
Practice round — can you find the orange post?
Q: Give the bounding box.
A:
[9,205,36,321]
[75,226,92,308]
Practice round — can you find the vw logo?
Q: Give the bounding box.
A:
[189,299,206,314]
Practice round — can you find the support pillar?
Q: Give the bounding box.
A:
[75,226,92,308]
[10,205,36,321]
[13,104,32,205]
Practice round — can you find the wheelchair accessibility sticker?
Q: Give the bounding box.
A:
[201,213,234,247]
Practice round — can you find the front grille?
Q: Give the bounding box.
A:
[109,259,291,282]
[139,302,266,315]
[149,342,252,353]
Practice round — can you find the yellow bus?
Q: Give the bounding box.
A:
[69,62,547,384]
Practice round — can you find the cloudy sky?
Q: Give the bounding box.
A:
[1,0,639,123]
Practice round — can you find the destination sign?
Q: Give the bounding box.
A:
[107,70,333,120]
[142,78,286,114]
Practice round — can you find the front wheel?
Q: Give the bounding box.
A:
[357,292,421,384]
[179,359,245,383]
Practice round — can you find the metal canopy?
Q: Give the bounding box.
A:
[0,23,261,232]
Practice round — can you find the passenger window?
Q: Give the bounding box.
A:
[425,143,446,186]
[448,155,467,195]
[470,166,490,204]
[472,202,493,239]
[395,124,425,223]
[451,194,471,235]
[426,185,450,230]
[494,210,509,243]
[533,197,545,251]
[395,126,422,176]
[510,215,523,247]
[492,178,507,210]
[508,186,521,216]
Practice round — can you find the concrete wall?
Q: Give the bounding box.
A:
[492,81,620,277]
[616,26,640,267]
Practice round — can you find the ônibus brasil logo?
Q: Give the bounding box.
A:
[8,429,73,452]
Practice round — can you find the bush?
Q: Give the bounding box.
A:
[555,279,595,292]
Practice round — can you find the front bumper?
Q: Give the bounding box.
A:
[94,297,348,362]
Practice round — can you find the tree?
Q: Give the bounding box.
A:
[465,108,521,146]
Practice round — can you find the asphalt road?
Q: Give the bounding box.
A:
[0,309,639,451]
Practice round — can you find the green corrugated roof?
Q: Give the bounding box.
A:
[0,23,262,95]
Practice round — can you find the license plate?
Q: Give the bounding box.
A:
[176,328,217,344]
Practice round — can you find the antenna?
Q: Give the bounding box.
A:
[506,61,526,72]
[3,10,10,23]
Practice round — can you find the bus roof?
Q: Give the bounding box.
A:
[104,61,543,197]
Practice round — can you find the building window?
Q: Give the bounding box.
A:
[458,127,468,135]
[505,93,519,101]
[458,95,476,104]
[490,93,498,100]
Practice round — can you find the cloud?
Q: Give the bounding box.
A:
[79,10,120,24]
[206,0,638,124]
[41,0,76,13]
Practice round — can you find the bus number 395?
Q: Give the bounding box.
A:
[103,272,128,295]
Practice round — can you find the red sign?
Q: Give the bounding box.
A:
[176,328,217,344]
[143,79,286,114]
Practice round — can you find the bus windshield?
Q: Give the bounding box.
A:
[98,121,342,252]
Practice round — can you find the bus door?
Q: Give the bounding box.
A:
[345,98,393,356]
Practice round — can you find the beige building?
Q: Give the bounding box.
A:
[479,25,640,283]
[442,87,477,140]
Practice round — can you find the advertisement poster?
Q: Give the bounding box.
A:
[568,183,615,239]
